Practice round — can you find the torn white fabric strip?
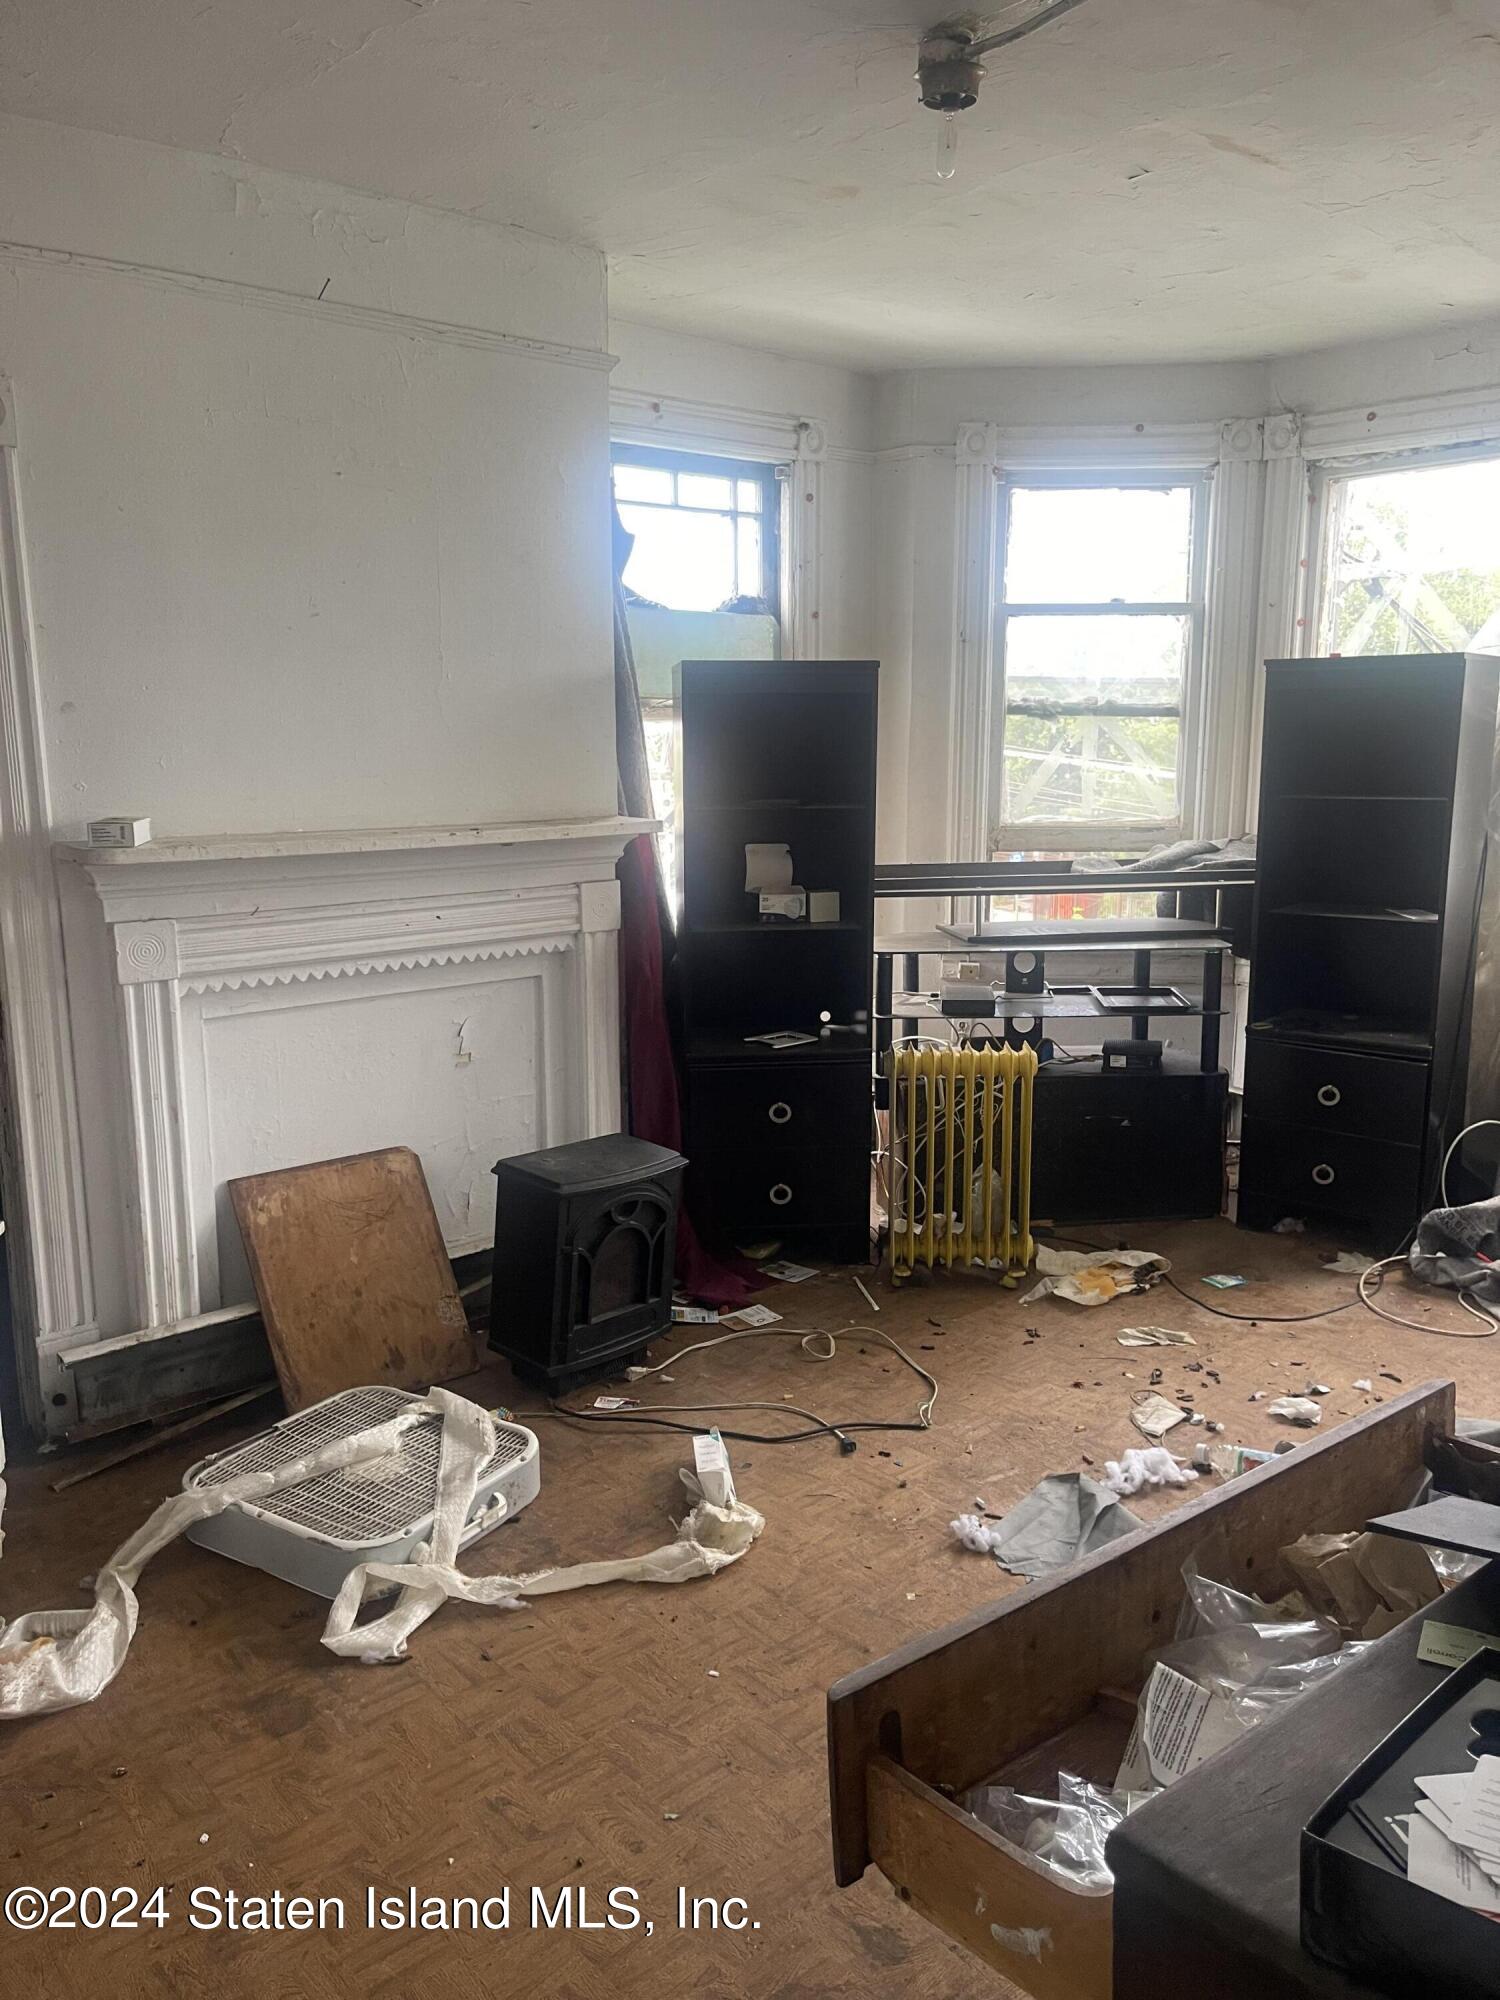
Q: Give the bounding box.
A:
[0,1388,762,1715]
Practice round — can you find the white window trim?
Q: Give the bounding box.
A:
[950,417,1275,861]
[988,463,1211,853]
[609,387,826,657]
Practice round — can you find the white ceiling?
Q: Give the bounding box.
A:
[3,0,1499,371]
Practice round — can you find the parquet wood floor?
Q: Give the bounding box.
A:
[3,1217,1497,1998]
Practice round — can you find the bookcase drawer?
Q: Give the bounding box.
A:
[1242,1038,1428,1145]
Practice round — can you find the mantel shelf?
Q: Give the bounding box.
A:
[62,814,656,867]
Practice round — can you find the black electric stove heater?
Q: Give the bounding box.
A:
[487,1135,686,1388]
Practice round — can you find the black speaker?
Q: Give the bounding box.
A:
[487,1136,685,1389]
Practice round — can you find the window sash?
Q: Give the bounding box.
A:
[611,443,782,616]
[1309,440,1500,657]
[988,472,1210,847]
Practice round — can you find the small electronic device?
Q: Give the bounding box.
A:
[1102,1038,1164,1072]
[940,977,998,1017]
[182,1386,540,1598]
[87,815,152,848]
[1004,949,1045,994]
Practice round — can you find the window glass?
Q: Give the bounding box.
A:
[990,479,1203,848]
[612,446,779,614]
[1005,485,1193,604]
[1322,456,1500,655]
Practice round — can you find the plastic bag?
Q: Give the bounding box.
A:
[961,1771,1144,1894]
[1121,1560,1368,1777]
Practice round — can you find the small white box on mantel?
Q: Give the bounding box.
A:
[87,816,152,849]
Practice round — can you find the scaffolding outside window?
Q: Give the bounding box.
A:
[1315,447,1500,658]
[988,473,1210,857]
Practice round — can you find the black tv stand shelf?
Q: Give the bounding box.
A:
[1239,653,1499,1246]
[674,659,878,1263]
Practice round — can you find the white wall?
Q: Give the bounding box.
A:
[2,115,616,838]
[0,115,622,1394]
[1268,311,1500,417]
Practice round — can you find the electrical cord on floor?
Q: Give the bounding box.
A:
[1038,1230,1368,1324]
[1358,1255,1499,1338]
[513,1323,938,1451]
[1040,1224,1499,1338]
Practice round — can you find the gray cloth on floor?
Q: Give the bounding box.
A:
[1410,1196,1500,1304]
[983,1473,1142,1582]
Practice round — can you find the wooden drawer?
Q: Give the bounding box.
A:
[687,1059,869,1149]
[1243,1036,1428,1144]
[1239,1116,1421,1240]
[827,1383,1454,2000]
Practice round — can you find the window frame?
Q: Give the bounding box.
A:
[1308,438,1500,659]
[610,441,783,618]
[987,466,1213,853]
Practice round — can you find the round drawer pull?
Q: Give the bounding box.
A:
[769,1182,793,1207]
[1316,1084,1341,1108]
[1311,1163,1336,1187]
[768,1100,793,1126]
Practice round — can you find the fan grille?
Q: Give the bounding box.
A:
[189,1386,530,1544]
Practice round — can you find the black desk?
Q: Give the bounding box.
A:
[1109,1564,1500,1997]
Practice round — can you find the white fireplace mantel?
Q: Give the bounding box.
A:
[66,815,652,1336]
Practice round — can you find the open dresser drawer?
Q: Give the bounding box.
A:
[827,1380,1455,2000]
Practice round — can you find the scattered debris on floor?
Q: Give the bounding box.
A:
[1117,1326,1196,1348]
[1322,1251,1369,1275]
[1021,1247,1167,1307]
[1200,1273,1246,1290]
[1192,1439,1278,1479]
[951,1472,1140,1581]
[1268,1395,1323,1428]
[1130,1390,1188,1440]
[1101,1446,1197,1497]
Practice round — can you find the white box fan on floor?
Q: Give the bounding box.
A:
[182,1386,541,1599]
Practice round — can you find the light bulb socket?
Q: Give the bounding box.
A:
[916,32,985,112]
[916,56,983,111]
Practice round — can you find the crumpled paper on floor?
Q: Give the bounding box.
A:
[1021,1246,1168,1307]
[952,1473,1141,1581]
[0,1387,763,1716]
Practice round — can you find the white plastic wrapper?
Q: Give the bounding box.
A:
[961,1772,1147,1894]
[0,1388,763,1717]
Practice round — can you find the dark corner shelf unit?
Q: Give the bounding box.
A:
[674,659,878,1262]
[1238,652,1499,1249]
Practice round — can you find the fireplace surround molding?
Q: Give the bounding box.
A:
[60,815,650,1400]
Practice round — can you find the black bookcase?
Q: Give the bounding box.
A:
[674,659,877,1262]
[1239,653,1499,1247]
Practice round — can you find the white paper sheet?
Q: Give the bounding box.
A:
[1449,1755,1500,1860]
[744,842,794,892]
[1407,1811,1500,1914]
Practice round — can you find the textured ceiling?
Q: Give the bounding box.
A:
[3,0,1499,369]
